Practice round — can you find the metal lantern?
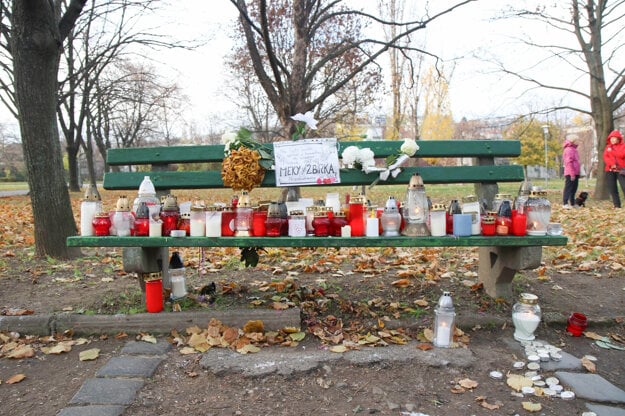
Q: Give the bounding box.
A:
[433,292,456,348]
[402,173,430,236]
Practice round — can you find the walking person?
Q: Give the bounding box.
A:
[562,135,581,209]
[603,129,625,208]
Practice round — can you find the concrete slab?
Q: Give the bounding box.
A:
[57,405,126,416]
[540,350,582,371]
[0,314,52,334]
[69,378,144,405]
[200,342,475,377]
[120,340,171,355]
[585,403,625,416]
[96,356,163,378]
[55,308,301,335]
[556,372,625,404]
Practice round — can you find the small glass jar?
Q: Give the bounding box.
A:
[92,212,111,236]
[512,293,541,342]
[429,203,447,237]
[525,190,551,236]
[288,210,307,237]
[312,210,331,237]
[265,203,282,237]
[331,212,349,237]
[235,201,253,236]
[481,213,496,236]
[160,194,180,237]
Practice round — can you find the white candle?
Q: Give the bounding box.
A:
[170,275,187,298]
[190,219,205,236]
[341,225,351,237]
[512,311,541,341]
[366,217,379,237]
[205,211,221,237]
[436,322,451,347]
[149,221,162,237]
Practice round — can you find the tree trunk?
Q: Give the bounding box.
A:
[12,1,80,259]
[67,142,81,191]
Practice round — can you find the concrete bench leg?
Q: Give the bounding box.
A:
[478,246,543,299]
[122,247,170,292]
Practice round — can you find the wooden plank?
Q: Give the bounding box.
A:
[68,235,567,248]
[106,140,521,166]
[103,165,525,190]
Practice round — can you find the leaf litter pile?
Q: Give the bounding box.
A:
[1,193,625,379]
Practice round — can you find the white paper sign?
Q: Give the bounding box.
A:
[273,138,341,186]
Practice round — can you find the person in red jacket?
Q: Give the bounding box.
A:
[562,135,581,209]
[603,129,625,208]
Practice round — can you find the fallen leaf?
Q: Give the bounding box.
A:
[507,374,533,391]
[584,331,607,341]
[179,347,197,355]
[140,334,157,344]
[330,345,348,353]
[415,343,433,351]
[522,401,542,412]
[289,332,306,342]
[581,356,596,373]
[6,374,26,384]
[237,344,260,354]
[414,299,429,307]
[79,348,100,361]
[391,278,411,288]
[6,345,35,359]
[459,378,478,389]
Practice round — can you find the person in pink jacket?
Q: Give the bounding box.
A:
[603,129,625,208]
[562,135,581,208]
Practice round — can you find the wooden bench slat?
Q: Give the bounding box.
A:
[67,235,567,248]
[105,140,521,166]
[103,165,525,190]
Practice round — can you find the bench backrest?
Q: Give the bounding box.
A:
[103,140,523,191]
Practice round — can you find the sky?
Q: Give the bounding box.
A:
[0,1,591,135]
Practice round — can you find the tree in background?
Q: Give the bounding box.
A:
[498,1,625,199]
[420,65,454,141]
[229,0,474,138]
[11,0,86,259]
[503,118,561,180]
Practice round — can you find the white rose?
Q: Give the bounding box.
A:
[341,146,360,165]
[221,131,238,150]
[357,148,375,164]
[400,138,419,156]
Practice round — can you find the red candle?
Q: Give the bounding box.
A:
[481,216,496,236]
[495,216,511,236]
[220,210,236,236]
[265,217,282,237]
[566,312,587,336]
[511,213,527,236]
[252,211,267,236]
[134,217,149,236]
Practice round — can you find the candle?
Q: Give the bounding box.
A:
[435,322,452,347]
[366,217,380,237]
[149,220,162,237]
[190,219,205,237]
[511,213,526,236]
[512,311,540,341]
[206,210,222,237]
[341,225,351,237]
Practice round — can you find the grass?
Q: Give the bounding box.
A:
[0,182,28,191]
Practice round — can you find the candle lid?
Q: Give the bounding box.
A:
[519,293,538,304]
[289,210,304,216]
[83,185,101,201]
[350,195,366,204]
[94,211,110,219]
[431,203,446,211]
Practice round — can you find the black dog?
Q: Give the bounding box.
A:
[575,191,589,207]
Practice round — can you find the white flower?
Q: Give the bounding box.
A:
[400,138,419,156]
[341,146,360,165]
[291,111,318,130]
[358,148,375,166]
[221,131,238,151]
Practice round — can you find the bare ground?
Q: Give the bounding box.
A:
[1,243,625,416]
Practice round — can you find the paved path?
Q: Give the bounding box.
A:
[0,189,28,197]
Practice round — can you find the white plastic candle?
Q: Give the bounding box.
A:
[149,220,162,237]
[366,217,380,237]
[341,225,351,237]
[435,322,452,347]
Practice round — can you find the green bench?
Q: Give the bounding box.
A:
[67,140,567,298]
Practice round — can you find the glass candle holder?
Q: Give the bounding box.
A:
[525,189,551,235]
[252,210,268,237]
[288,210,307,237]
[511,212,527,236]
[349,195,365,237]
[92,212,111,236]
[481,214,496,236]
[429,204,447,237]
[312,210,331,237]
[220,207,236,236]
[512,293,541,342]
[566,312,587,336]
[331,213,348,237]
